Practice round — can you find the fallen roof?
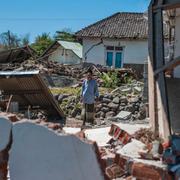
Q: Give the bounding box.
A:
[0,71,65,122]
[58,40,82,59]
[76,12,148,39]
[42,41,82,59]
[0,46,36,63]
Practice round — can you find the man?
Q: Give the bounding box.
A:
[81,69,99,126]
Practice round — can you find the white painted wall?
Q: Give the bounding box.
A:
[174,8,180,78]
[82,38,148,66]
[9,121,104,180]
[48,46,81,65]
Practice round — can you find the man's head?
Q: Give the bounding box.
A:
[86,69,93,80]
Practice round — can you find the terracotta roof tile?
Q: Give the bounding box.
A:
[76,12,149,39]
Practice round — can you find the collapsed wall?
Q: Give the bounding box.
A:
[8,121,104,180]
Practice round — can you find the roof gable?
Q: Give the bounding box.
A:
[42,41,82,59]
[76,12,148,40]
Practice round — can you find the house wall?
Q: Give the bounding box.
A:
[48,46,81,65]
[174,8,180,78]
[82,38,148,66]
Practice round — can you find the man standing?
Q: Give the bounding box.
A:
[81,69,99,126]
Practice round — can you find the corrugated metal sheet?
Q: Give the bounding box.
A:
[0,71,65,122]
[58,40,82,59]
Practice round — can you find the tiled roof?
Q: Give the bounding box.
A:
[76,12,148,39]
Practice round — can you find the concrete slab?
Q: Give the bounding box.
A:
[116,139,146,159]
[85,123,149,147]
[0,116,12,151]
[9,121,104,180]
[85,127,112,147]
[114,123,149,135]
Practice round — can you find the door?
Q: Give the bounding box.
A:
[106,52,113,67]
[115,52,122,68]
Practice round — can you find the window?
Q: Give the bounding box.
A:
[105,46,123,68]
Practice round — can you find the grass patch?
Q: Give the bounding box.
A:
[50,87,113,96]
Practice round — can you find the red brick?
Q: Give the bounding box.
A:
[131,162,172,180]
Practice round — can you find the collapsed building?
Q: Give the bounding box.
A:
[0,0,180,179]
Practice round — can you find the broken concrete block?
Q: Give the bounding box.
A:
[110,111,132,121]
[9,121,104,180]
[116,139,146,159]
[0,116,12,151]
[85,127,111,147]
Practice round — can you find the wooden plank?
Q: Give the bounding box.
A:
[148,57,157,134]
[153,8,171,140]
[154,56,180,76]
[151,0,180,10]
[148,4,158,136]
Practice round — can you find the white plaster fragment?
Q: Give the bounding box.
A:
[9,121,104,180]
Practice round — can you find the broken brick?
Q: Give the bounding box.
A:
[109,124,131,145]
[106,163,124,179]
[131,162,172,180]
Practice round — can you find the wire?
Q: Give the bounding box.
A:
[0,18,98,21]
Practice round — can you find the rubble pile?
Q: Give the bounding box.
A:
[96,123,177,179]
[57,80,147,124]
[0,59,137,86]
[133,128,156,145]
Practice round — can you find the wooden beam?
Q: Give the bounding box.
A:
[154,56,180,76]
[148,5,158,136]
[149,2,171,140]
[151,0,180,10]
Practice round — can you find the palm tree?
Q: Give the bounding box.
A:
[31,33,54,55]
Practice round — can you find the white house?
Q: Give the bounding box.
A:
[42,40,82,65]
[76,12,150,75]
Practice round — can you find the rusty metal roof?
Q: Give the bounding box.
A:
[0,70,65,123]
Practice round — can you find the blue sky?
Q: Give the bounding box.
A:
[0,0,151,42]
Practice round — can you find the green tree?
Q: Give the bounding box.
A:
[31,33,54,55]
[54,28,76,42]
